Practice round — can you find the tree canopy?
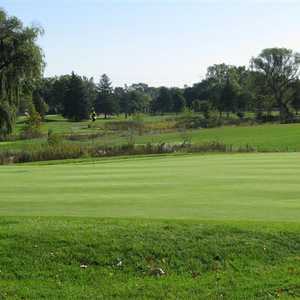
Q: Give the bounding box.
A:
[62,72,91,121]
[95,74,119,118]
[251,48,300,122]
[0,8,44,135]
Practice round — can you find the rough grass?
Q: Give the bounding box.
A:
[135,123,300,152]
[0,217,299,299]
[4,115,300,153]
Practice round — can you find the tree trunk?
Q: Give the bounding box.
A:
[279,102,289,123]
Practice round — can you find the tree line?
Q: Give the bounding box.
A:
[39,50,300,124]
[1,8,300,137]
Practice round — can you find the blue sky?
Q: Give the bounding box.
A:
[2,0,300,87]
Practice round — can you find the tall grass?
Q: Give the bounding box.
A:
[0,141,257,164]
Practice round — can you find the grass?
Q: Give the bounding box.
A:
[135,123,300,152]
[0,153,300,298]
[0,217,299,299]
[14,114,178,135]
[1,153,300,221]
[3,115,300,153]
[2,115,300,298]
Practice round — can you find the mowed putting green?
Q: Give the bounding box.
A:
[1,153,300,221]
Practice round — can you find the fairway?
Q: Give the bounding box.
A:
[1,153,300,222]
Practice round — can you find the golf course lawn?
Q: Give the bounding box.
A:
[1,152,300,221]
[1,153,300,299]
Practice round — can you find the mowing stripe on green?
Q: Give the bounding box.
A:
[1,153,300,221]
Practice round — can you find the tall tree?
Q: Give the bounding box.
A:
[95,74,118,118]
[0,101,13,136]
[32,89,48,119]
[0,8,44,135]
[172,89,186,113]
[152,87,173,114]
[128,84,151,113]
[251,48,300,123]
[291,80,300,115]
[115,87,129,118]
[62,72,90,121]
[205,64,250,116]
[206,64,234,115]
[219,77,239,116]
[82,76,97,111]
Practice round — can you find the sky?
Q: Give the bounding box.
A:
[1,0,300,87]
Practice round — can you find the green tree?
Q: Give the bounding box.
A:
[32,89,48,119]
[251,48,300,123]
[198,100,211,119]
[172,90,186,113]
[206,64,243,116]
[128,84,151,113]
[192,99,201,112]
[152,87,173,114]
[115,86,130,118]
[83,76,97,111]
[291,80,300,115]
[50,76,71,114]
[62,72,91,121]
[219,77,239,116]
[95,74,119,118]
[20,102,42,139]
[0,102,13,136]
[0,8,44,135]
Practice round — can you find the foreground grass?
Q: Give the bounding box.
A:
[1,153,300,299]
[1,153,300,221]
[0,217,299,299]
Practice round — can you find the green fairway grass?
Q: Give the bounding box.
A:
[1,153,300,299]
[1,153,300,221]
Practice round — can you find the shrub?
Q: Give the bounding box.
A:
[20,110,43,139]
[180,128,192,146]
[47,129,62,146]
[0,140,257,165]
[132,114,145,135]
[176,114,223,129]
[126,129,136,149]
[105,119,145,135]
[65,132,104,141]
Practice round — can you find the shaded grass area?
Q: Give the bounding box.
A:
[1,153,300,222]
[0,217,299,299]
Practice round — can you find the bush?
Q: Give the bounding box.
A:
[126,129,136,149]
[20,110,43,139]
[47,129,62,146]
[176,115,223,129]
[132,114,145,135]
[65,132,104,141]
[105,119,145,135]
